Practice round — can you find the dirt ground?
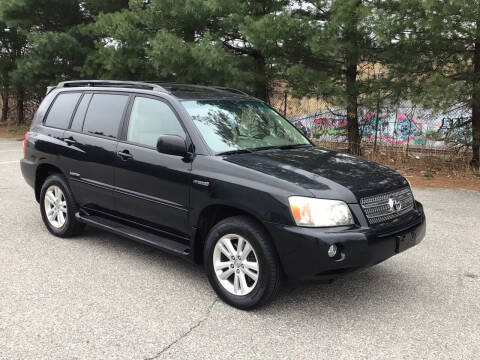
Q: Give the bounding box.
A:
[373,155,480,192]
[401,171,480,192]
[0,124,29,139]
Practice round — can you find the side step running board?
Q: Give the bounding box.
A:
[75,212,191,257]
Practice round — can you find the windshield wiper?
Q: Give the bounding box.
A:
[217,144,312,155]
[216,149,254,155]
[276,144,313,150]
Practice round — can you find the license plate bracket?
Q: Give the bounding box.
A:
[396,231,417,253]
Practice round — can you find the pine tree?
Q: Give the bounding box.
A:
[84,0,288,101]
[0,0,131,123]
[244,0,406,155]
[384,0,480,170]
[0,21,25,122]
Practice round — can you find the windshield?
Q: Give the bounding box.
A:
[182,100,310,153]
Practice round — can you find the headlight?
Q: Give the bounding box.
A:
[288,196,354,227]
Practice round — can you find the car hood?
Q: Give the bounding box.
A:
[223,147,408,202]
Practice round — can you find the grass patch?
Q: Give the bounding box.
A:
[0,123,29,139]
[424,171,435,179]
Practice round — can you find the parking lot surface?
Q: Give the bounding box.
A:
[1,138,479,359]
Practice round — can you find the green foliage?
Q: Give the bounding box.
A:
[0,0,85,31]
[81,10,153,79]
[424,171,435,179]
[0,21,24,87]
[83,0,130,16]
[382,0,480,167]
[243,0,410,154]
[79,0,289,100]
[0,0,478,166]
[12,30,88,96]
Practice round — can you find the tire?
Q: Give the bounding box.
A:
[39,174,85,238]
[204,215,282,309]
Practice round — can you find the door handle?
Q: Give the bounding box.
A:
[117,150,133,160]
[64,137,77,146]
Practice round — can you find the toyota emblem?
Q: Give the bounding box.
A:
[388,197,402,212]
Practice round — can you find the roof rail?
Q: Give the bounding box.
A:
[149,82,250,97]
[46,86,56,95]
[56,80,169,93]
[211,86,249,96]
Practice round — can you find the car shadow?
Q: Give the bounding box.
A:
[260,264,423,315]
[78,226,207,282]
[77,226,423,313]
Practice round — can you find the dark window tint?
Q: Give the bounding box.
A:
[83,94,129,138]
[127,97,185,147]
[70,93,92,132]
[44,92,82,129]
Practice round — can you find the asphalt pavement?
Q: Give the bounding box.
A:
[0,138,479,359]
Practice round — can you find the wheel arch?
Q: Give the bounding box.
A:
[35,163,65,202]
[192,203,276,265]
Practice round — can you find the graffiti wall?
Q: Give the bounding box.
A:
[362,112,424,145]
[289,108,471,147]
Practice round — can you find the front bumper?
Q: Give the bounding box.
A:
[265,201,426,280]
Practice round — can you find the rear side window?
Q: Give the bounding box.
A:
[70,93,92,132]
[44,92,82,129]
[127,97,185,147]
[82,94,129,138]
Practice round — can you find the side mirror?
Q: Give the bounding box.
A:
[156,135,188,157]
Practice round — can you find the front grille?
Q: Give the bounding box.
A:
[360,187,415,225]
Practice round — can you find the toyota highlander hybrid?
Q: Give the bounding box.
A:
[21,80,426,309]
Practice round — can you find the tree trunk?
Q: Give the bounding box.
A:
[471,33,480,170]
[344,1,361,156]
[406,113,413,154]
[373,98,380,153]
[1,89,8,123]
[393,110,398,148]
[252,53,269,102]
[345,59,360,155]
[16,90,25,125]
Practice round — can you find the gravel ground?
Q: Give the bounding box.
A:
[1,138,479,360]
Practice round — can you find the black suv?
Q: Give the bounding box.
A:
[21,80,426,309]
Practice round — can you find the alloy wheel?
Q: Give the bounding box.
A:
[44,185,67,229]
[212,234,259,296]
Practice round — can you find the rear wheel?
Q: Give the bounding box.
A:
[204,216,282,309]
[40,174,85,237]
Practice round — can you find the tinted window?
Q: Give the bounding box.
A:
[44,92,82,129]
[127,97,185,147]
[70,93,92,132]
[83,94,129,138]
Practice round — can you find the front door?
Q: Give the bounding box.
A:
[113,95,191,238]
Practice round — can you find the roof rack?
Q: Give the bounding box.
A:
[211,86,250,96]
[149,82,250,96]
[56,80,169,93]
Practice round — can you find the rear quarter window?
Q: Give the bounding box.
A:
[44,92,82,129]
[82,93,129,138]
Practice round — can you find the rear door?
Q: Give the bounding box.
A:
[62,92,130,211]
[37,91,83,167]
[113,95,191,238]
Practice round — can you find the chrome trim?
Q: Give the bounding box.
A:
[360,187,415,224]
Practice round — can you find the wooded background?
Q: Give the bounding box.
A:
[0,0,479,169]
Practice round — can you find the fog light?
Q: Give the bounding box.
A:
[328,244,338,258]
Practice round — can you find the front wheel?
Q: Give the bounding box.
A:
[204,216,282,309]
